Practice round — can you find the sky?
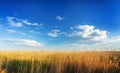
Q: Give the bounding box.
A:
[0,0,120,51]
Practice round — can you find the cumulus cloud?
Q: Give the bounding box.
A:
[7,38,42,47]
[68,25,120,50]
[7,16,43,27]
[56,16,64,20]
[70,25,107,41]
[47,29,60,37]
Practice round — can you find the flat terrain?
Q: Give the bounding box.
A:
[0,51,120,73]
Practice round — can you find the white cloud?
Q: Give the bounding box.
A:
[102,36,120,43]
[70,25,107,41]
[110,36,120,42]
[6,29,16,33]
[68,25,120,50]
[7,17,22,27]
[47,29,60,37]
[6,29,26,35]
[7,38,42,47]
[56,35,120,50]
[21,20,31,25]
[56,16,64,20]
[22,20,43,27]
[7,16,43,27]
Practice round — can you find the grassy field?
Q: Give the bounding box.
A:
[0,51,120,73]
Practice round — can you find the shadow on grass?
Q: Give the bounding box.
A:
[1,59,120,73]
[1,59,56,73]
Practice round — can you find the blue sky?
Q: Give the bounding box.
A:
[0,0,120,50]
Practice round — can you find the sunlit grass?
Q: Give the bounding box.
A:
[0,51,120,73]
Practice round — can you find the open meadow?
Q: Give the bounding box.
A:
[0,51,120,73]
[0,0,120,73]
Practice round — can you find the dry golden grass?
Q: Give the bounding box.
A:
[0,51,120,73]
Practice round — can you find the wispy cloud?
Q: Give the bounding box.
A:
[56,16,64,20]
[18,32,26,35]
[6,29,16,33]
[7,17,22,27]
[21,20,43,27]
[47,29,60,37]
[102,36,120,43]
[70,25,107,41]
[7,16,43,27]
[6,29,26,35]
[7,38,42,47]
